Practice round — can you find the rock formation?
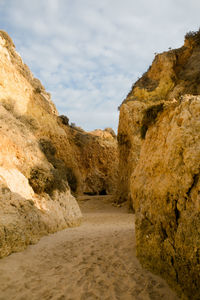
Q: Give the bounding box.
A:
[59,125,118,196]
[0,31,118,258]
[118,30,200,299]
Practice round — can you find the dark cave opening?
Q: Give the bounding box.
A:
[84,192,97,196]
[99,189,107,195]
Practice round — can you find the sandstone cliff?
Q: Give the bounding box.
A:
[118,30,200,299]
[0,31,118,257]
[59,125,118,196]
[0,31,82,257]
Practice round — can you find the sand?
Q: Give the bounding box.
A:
[0,196,179,300]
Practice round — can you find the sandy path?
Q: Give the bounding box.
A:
[0,196,179,300]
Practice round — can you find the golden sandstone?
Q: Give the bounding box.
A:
[117,30,200,299]
[0,31,118,258]
[1,29,200,299]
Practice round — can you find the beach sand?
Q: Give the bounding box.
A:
[0,196,179,300]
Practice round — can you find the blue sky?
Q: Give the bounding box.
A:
[0,0,200,132]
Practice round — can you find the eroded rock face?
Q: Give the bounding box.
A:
[69,128,118,196]
[133,96,200,299]
[118,31,200,298]
[0,31,118,257]
[0,105,82,258]
[118,30,200,205]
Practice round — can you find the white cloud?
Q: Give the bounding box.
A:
[1,0,200,131]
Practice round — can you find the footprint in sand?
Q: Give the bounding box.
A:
[0,196,179,300]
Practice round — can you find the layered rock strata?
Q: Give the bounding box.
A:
[118,30,200,299]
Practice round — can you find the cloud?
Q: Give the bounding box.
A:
[1,0,200,131]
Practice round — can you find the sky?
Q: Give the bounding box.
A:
[0,0,200,132]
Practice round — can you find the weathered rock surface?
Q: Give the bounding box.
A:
[60,126,118,196]
[71,127,118,196]
[118,29,200,205]
[0,31,118,257]
[0,31,82,257]
[118,30,200,299]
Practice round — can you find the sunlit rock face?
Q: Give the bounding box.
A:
[0,31,118,197]
[118,31,200,299]
[0,31,118,257]
[0,31,83,257]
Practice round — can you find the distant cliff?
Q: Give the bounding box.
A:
[117,30,200,299]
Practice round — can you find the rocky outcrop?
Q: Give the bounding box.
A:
[0,31,118,257]
[118,29,200,206]
[58,125,119,196]
[133,96,200,299]
[0,31,82,257]
[118,30,200,299]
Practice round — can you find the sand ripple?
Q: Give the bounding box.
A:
[0,196,179,300]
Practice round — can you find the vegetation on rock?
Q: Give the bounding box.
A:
[140,103,164,139]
